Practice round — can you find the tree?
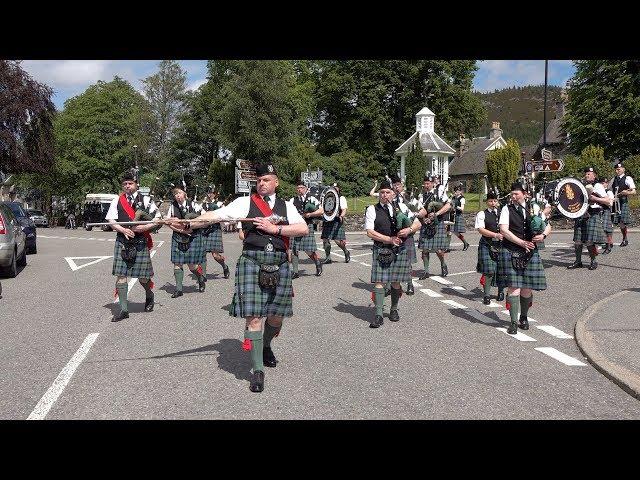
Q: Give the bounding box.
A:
[0,60,56,174]
[564,60,640,160]
[404,134,427,190]
[486,139,521,195]
[557,145,613,181]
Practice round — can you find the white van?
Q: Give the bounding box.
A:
[83,193,119,231]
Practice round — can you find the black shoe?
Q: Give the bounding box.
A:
[223,264,230,279]
[445,248,451,253]
[111,310,129,322]
[519,315,529,330]
[315,261,322,277]
[602,244,611,254]
[144,294,154,312]
[497,291,505,302]
[462,241,469,251]
[567,262,583,269]
[588,259,598,270]
[198,278,206,292]
[384,286,392,297]
[419,271,430,280]
[292,272,300,279]
[171,290,183,298]
[406,281,415,295]
[263,347,277,368]
[483,296,491,305]
[389,309,400,322]
[370,315,384,328]
[441,264,448,277]
[323,257,332,264]
[621,239,629,247]
[249,371,265,393]
[344,250,351,263]
[507,322,518,335]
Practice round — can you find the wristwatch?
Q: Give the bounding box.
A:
[277,226,283,236]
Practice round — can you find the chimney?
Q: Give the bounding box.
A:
[490,121,502,139]
[458,133,469,156]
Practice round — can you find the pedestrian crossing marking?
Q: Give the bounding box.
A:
[535,325,573,339]
[495,328,536,342]
[535,347,586,366]
[421,289,442,298]
[430,276,453,285]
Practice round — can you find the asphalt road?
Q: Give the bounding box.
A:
[2,226,640,419]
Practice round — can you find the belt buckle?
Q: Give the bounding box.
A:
[264,241,274,253]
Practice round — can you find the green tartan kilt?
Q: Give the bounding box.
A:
[112,238,154,278]
[371,246,411,284]
[201,225,224,253]
[419,220,450,252]
[613,202,632,225]
[452,213,466,233]
[321,220,346,240]
[171,231,205,265]
[230,250,293,318]
[476,238,499,275]
[403,233,417,264]
[573,213,606,245]
[602,209,614,234]
[292,224,317,253]
[496,248,547,290]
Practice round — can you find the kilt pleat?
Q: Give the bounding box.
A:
[404,233,417,264]
[171,231,205,265]
[201,225,224,253]
[602,209,613,234]
[613,202,632,225]
[419,220,450,252]
[321,220,346,240]
[112,238,154,278]
[452,214,466,233]
[293,224,318,253]
[476,238,499,275]
[573,213,606,245]
[496,248,546,290]
[370,246,411,284]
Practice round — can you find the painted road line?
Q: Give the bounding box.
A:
[65,256,112,271]
[500,310,537,322]
[412,281,422,288]
[440,299,468,309]
[446,270,478,277]
[430,276,453,285]
[487,300,502,308]
[535,325,573,339]
[421,289,443,298]
[27,333,100,420]
[534,347,586,366]
[495,328,536,342]
[350,252,373,258]
[450,286,466,291]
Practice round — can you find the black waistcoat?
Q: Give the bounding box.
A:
[202,201,219,212]
[373,203,397,247]
[172,200,196,219]
[483,208,499,234]
[612,175,629,204]
[116,193,145,242]
[292,196,313,225]
[242,196,289,251]
[502,203,532,251]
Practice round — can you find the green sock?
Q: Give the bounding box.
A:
[174,268,184,291]
[201,261,207,277]
[374,286,385,317]
[422,253,430,272]
[140,279,153,299]
[292,254,299,273]
[390,286,401,310]
[263,322,281,349]
[507,295,520,324]
[575,244,583,263]
[439,256,446,267]
[116,283,128,312]
[520,294,532,318]
[245,330,264,372]
[483,276,492,296]
[324,241,331,258]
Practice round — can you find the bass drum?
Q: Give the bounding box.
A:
[320,186,340,222]
[553,177,589,219]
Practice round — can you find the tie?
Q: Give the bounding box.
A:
[518,205,525,218]
[263,195,270,205]
[128,195,134,208]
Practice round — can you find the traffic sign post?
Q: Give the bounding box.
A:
[526,159,564,172]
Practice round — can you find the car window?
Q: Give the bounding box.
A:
[28,210,44,216]
[2,202,26,218]
[0,205,16,223]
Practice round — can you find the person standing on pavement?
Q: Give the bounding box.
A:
[451,184,470,251]
[200,187,230,279]
[321,183,351,264]
[106,172,160,322]
[610,162,636,247]
[475,191,505,305]
[600,177,615,254]
[416,175,452,279]
[289,179,323,278]
[182,163,308,393]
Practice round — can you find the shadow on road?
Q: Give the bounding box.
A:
[334,300,374,325]
[102,300,149,316]
[210,339,253,381]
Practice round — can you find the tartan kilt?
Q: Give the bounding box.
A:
[371,246,411,284]
[419,220,450,252]
[171,231,205,265]
[573,213,606,245]
[230,250,293,318]
[112,238,154,278]
[613,202,632,225]
[452,213,466,233]
[292,224,317,253]
[496,248,547,290]
[404,233,417,264]
[201,225,224,253]
[321,220,346,240]
[476,238,499,275]
[602,209,614,234]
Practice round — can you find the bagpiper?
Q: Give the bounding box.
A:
[321,183,351,264]
[390,174,417,295]
[186,163,308,393]
[200,186,230,279]
[106,171,161,322]
[474,191,505,304]
[416,175,452,279]
[365,179,421,328]
[611,161,636,247]
[600,177,615,254]
[451,183,470,251]
[289,178,323,278]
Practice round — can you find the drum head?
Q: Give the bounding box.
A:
[321,187,339,221]
[554,178,589,219]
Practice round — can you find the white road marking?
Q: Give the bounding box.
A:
[535,347,586,366]
[450,285,466,291]
[412,281,422,287]
[421,288,443,298]
[535,325,573,339]
[486,300,502,308]
[500,310,537,322]
[360,262,371,267]
[27,333,100,420]
[350,252,373,258]
[440,299,468,309]
[430,276,453,285]
[65,256,112,271]
[495,328,536,341]
[446,270,478,277]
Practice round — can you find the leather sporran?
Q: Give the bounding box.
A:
[175,233,193,252]
[424,220,438,239]
[376,247,397,267]
[488,242,501,262]
[511,248,533,271]
[120,237,144,263]
[258,264,281,289]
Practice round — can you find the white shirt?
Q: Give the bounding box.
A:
[167,200,203,217]
[499,202,526,228]
[475,208,499,230]
[611,174,636,190]
[364,202,395,230]
[212,195,305,225]
[289,194,320,208]
[589,182,607,209]
[455,196,466,211]
[418,189,449,210]
[105,193,159,220]
[339,195,347,210]
[436,184,447,201]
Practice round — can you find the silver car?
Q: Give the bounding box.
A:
[0,203,27,277]
[27,209,49,227]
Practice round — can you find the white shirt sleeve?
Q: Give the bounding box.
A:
[308,196,320,206]
[340,196,348,210]
[284,200,305,225]
[398,201,414,219]
[627,176,636,189]
[213,197,251,221]
[143,197,160,218]
[475,211,486,230]
[607,190,615,200]
[364,205,376,230]
[458,197,466,210]
[592,183,607,208]
[105,197,119,220]
[440,191,449,202]
[193,202,202,213]
[498,205,510,228]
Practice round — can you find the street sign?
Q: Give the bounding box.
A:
[525,159,564,172]
[235,159,255,170]
[541,148,552,161]
[301,170,323,186]
[235,165,257,194]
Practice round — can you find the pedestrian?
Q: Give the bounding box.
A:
[451,184,470,250]
[416,175,452,279]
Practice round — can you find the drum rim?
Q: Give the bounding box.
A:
[321,186,339,221]
[554,177,589,219]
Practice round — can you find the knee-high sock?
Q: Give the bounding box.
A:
[390,286,401,310]
[422,252,430,271]
[291,253,299,273]
[324,241,331,258]
[622,226,628,239]
[374,286,385,317]
[484,274,492,296]
[439,255,446,266]
[263,322,281,349]
[116,283,128,312]
[245,330,263,372]
[507,295,520,324]
[338,241,348,254]
[140,279,153,299]
[174,268,184,291]
[588,245,598,259]
[574,244,583,263]
[201,261,207,277]
[520,293,532,318]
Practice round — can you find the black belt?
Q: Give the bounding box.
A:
[588,208,603,215]
[243,244,287,253]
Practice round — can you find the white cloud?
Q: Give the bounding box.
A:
[187,78,207,91]
[21,60,112,88]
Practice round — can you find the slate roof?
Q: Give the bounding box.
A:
[395,131,456,155]
[448,136,505,176]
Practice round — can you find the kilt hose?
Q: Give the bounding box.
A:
[230,250,293,318]
[496,247,547,291]
[476,238,499,276]
[201,225,224,253]
[171,231,205,265]
[292,224,318,253]
[602,209,614,235]
[321,219,346,241]
[573,212,606,245]
[613,202,632,226]
[371,246,411,284]
[112,237,154,278]
[403,233,417,264]
[452,213,466,233]
[419,219,450,252]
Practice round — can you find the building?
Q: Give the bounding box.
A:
[522,89,570,163]
[394,107,456,185]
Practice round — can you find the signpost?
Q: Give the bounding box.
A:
[235,159,257,194]
[525,158,565,172]
[541,148,552,161]
[301,169,323,187]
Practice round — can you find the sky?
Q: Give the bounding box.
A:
[19,60,576,111]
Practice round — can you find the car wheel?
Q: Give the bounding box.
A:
[85,225,93,231]
[18,247,27,267]
[3,250,17,278]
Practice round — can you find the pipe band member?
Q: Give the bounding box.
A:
[321,183,351,264]
[474,191,505,305]
[611,161,636,247]
[289,178,323,278]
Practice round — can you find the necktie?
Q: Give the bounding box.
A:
[263,195,270,205]
[128,195,134,207]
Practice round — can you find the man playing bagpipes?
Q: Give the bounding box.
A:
[321,183,351,264]
[474,191,505,305]
[451,184,470,251]
[106,171,161,322]
[390,174,418,295]
[289,178,323,278]
[200,186,231,279]
[167,186,207,297]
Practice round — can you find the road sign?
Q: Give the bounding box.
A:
[525,159,564,172]
[235,159,255,170]
[301,170,323,186]
[541,148,552,161]
[235,165,257,194]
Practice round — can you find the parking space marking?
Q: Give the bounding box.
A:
[535,347,586,366]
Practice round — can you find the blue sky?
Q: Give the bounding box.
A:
[20,60,576,111]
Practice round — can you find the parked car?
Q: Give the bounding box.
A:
[1,202,37,254]
[0,203,27,277]
[27,209,49,227]
[83,193,118,231]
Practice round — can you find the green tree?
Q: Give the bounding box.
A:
[486,139,521,194]
[564,60,640,159]
[557,145,613,180]
[404,134,427,190]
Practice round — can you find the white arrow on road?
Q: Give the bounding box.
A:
[64,256,112,271]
